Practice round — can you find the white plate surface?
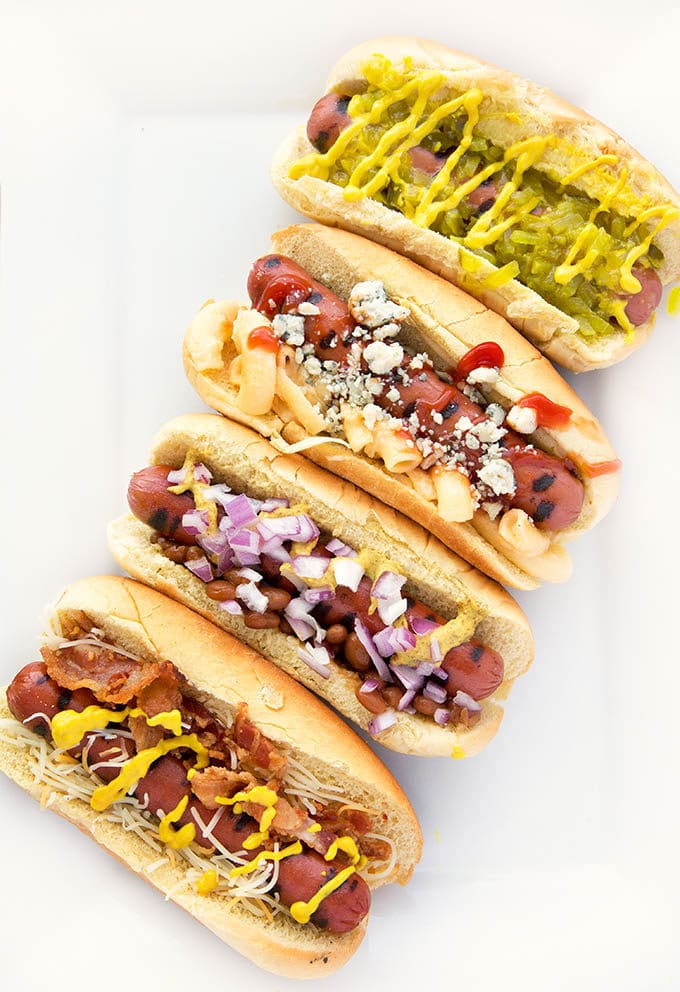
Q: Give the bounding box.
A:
[1,3,679,989]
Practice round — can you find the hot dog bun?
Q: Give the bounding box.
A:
[108,413,534,754]
[0,575,422,978]
[272,37,680,372]
[182,225,620,588]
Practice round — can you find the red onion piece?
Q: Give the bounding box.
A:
[368,709,397,737]
[292,556,329,580]
[259,497,290,513]
[377,596,408,625]
[167,466,188,485]
[198,530,230,557]
[185,556,213,583]
[236,582,268,614]
[333,558,364,592]
[229,529,261,555]
[202,484,234,510]
[409,616,440,636]
[391,664,425,692]
[397,688,417,711]
[193,462,213,484]
[259,514,319,543]
[423,681,448,705]
[302,586,334,605]
[430,637,443,663]
[371,571,407,600]
[354,618,393,682]
[297,644,331,679]
[373,626,416,658]
[416,661,435,677]
[359,678,381,694]
[434,707,450,726]
[181,509,210,536]
[431,665,449,682]
[236,567,262,583]
[325,538,357,557]
[225,493,258,528]
[452,690,481,712]
[218,600,243,615]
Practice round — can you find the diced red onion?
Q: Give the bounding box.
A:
[198,530,230,557]
[423,681,448,704]
[403,705,417,715]
[354,618,392,682]
[297,644,331,679]
[181,509,210,536]
[377,596,407,626]
[359,678,381,694]
[333,558,364,592]
[185,556,213,583]
[397,688,417,711]
[229,529,261,555]
[391,664,425,692]
[302,586,334,605]
[416,661,434,677]
[237,567,262,583]
[284,598,324,642]
[234,551,260,567]
[431,666,449,682]
[166,466,188,485]
[292,556,329,580]
[371,571,406,601]
[434,707,450,726]
[193,462,213,484]
[452,690,481,712]
[409,616,440,636]
[202,484,234,510]
[373,626,417,658]
[236,582,268,614]
[225,493,258,528]
[325,537,357,557]
[259,497,289,513]
[261,543,291,564]
[219,600,243,615]
[430,637,443,663]
[259,514,319,543]
[368,709,397,737]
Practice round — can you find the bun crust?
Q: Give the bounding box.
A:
[183,225,619,587]
[108,412,534,755]
[271,36,680,372]
[0,576,423,978]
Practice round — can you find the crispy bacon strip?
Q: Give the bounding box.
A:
[41,645,178,705]
[137,670,182,716]
[234,704,287,774]
[191,767,257,809]
[129,715,164,752]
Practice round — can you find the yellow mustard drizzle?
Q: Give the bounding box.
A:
[90,734,209,811]
[229,841,303,878]
[451,746,466,760]
[216,784,279,849]
[290,865,357,924]
[344,73,447,199]
[559,154,618,187]
[463,136,552,249]
[308,822,322,833]
[554,168,630,285]
[619,204,679,292]
[158,794,196,850]
[51,705,183,749]
[323,836,362,865]
[167,450,218,532]
[196,869,218,895]
[413,89,484,223]
[668,286,680,315]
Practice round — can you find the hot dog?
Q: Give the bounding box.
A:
[108,413,534,756]
[182,225,620,589]
[0,576,421,977]
[273,37,680,372]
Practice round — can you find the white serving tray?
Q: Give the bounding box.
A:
[1,3,679,989]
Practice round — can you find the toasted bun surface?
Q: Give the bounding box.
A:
[272,36,680,372]
[109,413,534,755]
[183,225,619,588]
[0,575,422,978]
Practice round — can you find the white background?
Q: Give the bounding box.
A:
[2,2,680,989]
